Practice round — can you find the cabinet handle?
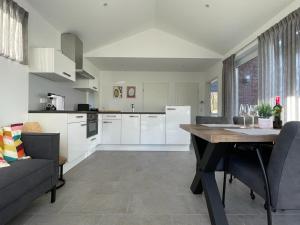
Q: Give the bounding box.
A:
[103,121,112,124]
[93,86,97,90]
[63,72,71,77]
[130,116,139,118]
[91,138,96,141]
[81,124,87,126]
[106,115,116,118]
[167,108,176,110]
[148,116,158,118]
[76,116,84,118]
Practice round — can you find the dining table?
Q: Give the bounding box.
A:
[180,124,279,225]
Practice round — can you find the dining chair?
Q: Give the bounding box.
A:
[226,121,300,225]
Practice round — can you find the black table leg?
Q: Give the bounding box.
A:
[202,172,229,225]
[191,136,230,225]
[190,135,208,194]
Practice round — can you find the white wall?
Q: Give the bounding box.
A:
[0,0,60,126]
[99,71,208,114]
[86,29,222,59]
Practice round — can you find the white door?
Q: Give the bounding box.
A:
[121,114,140,144]
[143,83,169,112]
[175,83,199,123]
[166,106,191,144]
[141,114,166,144]
[102,119,121,144]
[67,121,87,162]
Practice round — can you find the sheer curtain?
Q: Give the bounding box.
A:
[222,54,237,123]
[258,8,300,122]
[0,0,28,64]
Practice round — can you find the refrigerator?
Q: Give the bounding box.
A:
[165,106,191,145]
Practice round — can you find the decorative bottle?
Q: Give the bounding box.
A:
[273,96,283,129]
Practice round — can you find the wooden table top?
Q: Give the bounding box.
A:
[180,124,278,143]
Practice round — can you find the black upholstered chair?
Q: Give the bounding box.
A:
[196,116,229,124]
[227,121,300,225]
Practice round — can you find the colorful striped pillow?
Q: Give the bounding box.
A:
[0,129,10,168]
[3,124,26,162]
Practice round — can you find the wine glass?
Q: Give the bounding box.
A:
[239,104,249,128]
[248,105,258,128]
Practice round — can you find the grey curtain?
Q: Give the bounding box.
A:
[258,8,300,121]
[222,54,237,123]
[0,0,28,64]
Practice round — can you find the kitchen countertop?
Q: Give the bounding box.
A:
[28,110,166,114]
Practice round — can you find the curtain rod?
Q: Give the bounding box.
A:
[235,38,258,56]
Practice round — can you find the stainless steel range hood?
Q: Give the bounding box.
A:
[61,33,95,79]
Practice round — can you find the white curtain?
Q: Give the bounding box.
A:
[258,8,300,122]
[0,0,28,64]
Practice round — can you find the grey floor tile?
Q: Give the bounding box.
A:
[7,151,300,225]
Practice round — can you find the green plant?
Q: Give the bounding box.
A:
[257,103,273,118]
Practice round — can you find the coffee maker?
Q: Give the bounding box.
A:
[46,93,65,111]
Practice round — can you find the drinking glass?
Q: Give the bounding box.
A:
[248,105,258,128]
[239,104,249,128]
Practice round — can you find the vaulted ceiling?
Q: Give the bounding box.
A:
[27,0,294,55]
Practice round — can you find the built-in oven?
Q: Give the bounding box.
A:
[87,113,98,138]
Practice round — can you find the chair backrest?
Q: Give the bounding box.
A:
[233,116,258,125]
[267,121,300,210]
[196,116,229,124]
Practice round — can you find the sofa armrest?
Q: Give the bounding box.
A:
[21,133,60,186]
[21,133,60,161]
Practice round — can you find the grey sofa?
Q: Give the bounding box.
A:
[0,133,59,225]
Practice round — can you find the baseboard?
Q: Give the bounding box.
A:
[96,144,191,152]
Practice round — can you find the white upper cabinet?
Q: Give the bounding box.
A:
[29,48,76,82]
[73,76,99,92]
[73,59,99,92]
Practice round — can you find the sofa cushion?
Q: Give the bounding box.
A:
[0,129,10,168]
[0,159,54,210]
[2,125,26,162]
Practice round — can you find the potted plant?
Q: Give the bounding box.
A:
[257,103,273,128]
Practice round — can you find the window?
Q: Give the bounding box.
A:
[235,57,259,106]
[209,79,218,114]
[0,0,28,64]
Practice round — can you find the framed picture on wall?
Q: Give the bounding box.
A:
[127,86,136,98]
[113,86,123,99]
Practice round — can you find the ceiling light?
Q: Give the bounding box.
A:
[205,4,210,8]
[103,2,108,7]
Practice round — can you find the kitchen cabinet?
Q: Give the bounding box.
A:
[102,115,121,144]
[121,114,140,144]
[141,114,166,144]
[166,106,191,144]
[29,48,75,82]
[98,114,103,145]
[73,76,99,92]
[67,121,87,162]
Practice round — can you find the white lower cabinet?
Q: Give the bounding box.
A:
[67,121,87,162]
[121,114,140,144]
[102,119,121,144]
[141,114,166,144]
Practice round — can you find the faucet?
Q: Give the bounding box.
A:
[131,104,135,112]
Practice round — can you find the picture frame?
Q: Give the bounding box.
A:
[127,86,136,98]
[113,86,123,99]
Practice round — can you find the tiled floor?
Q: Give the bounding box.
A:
[8,151,300,225]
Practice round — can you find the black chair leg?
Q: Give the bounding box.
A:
[229,174,233,183]
[250,189,256,200]
[51,186,56,203]
[256,148,272,225]
[222,172,227,207]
